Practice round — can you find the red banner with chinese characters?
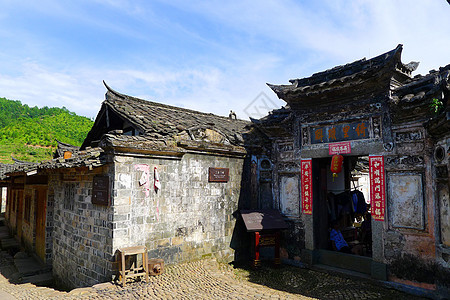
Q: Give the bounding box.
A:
[301,159,313,215]
[369,155,385,221]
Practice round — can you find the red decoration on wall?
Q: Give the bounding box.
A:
[369,155,385,221]
[301,159,313,215]
[329,141,351,155]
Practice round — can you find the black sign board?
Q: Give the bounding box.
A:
[92,175,110,206]
[208,168,229,182]
[240,209,288,232]
[310,120,369,144]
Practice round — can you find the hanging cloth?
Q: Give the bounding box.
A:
[154,166,161,192]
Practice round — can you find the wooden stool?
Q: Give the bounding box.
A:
[118,246,149,286]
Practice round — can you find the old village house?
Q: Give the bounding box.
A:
[0,45,448,296]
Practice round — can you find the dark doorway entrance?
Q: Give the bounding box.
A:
[312,155,373,274]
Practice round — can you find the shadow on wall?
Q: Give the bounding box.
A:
[229,157,253,263]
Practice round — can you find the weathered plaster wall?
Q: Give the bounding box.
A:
[434,136,449,269]
[384,125,437,262]
[112,153,243,264]
[52,166,114,289]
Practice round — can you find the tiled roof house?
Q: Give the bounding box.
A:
[3,84,254,289]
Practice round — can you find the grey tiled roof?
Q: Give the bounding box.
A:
[4,146,105,178]
[102,82,250,146]
[0,163,15,180]
[390,64,450,123]
[267,44,416,108]
[54,139,80,158]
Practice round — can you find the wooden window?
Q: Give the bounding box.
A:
[64,183,76,210]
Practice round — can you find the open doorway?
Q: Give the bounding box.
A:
[313,156,372,257]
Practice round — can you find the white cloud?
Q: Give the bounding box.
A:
[0,0,448,123]
[0,58,284,121]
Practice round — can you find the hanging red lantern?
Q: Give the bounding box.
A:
[330,154,344,180]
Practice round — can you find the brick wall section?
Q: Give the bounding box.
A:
[112,153,243,265]
[51,167,114,289]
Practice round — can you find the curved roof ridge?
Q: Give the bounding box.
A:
[276,44,403,89]
[55,139,79,149]
[103,81,250,124]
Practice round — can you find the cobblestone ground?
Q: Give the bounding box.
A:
[0,256,429,300]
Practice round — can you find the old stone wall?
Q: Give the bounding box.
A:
[51,166,114,289]
[112,152,243,265]
[45,187,55,264]
[270,137,306,258]
[384,124,436,261]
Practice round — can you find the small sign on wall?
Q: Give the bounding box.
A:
[92,175,110,206]
[208,168,229,182]
[329,141,351,155]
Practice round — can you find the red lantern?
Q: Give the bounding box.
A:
[330,154,344,180]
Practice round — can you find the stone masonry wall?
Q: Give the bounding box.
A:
[112,153,243,265]
[51,166,114,289]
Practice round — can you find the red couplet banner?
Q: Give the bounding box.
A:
[301,159,313,215]
[369,155,385,221]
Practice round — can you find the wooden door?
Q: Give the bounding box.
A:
[35,188,47,262]
[16,190,23,239]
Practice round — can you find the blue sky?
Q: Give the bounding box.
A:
[0,0,449,120]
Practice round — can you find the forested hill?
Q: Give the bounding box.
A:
[0,97,94,164]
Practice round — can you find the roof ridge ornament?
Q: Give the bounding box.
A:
[103,80,126,99]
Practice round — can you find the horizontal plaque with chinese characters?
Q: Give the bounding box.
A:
[310,120,369,144]
[208,167,229,182]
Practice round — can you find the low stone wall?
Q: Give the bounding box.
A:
[112,153,243,265]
